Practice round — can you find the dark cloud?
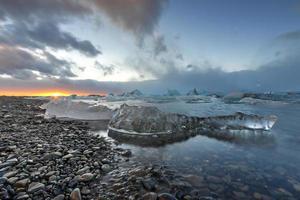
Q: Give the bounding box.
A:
[153,35,167,56]
[0,46,75,79]
[92,0,168,40]
[176,53,184,60]
[0,21,101,57]
[276,30,300,40]
[94,61,115,76]
[0,0,89,22]
[27,22,101,56]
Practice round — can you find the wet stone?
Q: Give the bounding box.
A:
[45,171,57,177]
[79,173,94,182]
[158,193,177,200]
[233,191,246,199]
[53,194,65,200]
[27,182,45,193]
[7,177,18,184]
[76,166,90,175]
[0,177,8,184]
[62,154,73,160]
[43,152,63,160]
[142,178,157,191]
[142,192,158,200]
[15,193,30,200]
[184,175,204,187]
[81,186,91,195]
[101,164,111,172]
[70,188,82,200]
[3,170,18,178]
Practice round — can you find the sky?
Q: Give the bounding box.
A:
[1,0,300,96]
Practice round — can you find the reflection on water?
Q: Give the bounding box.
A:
[91,103,300,199]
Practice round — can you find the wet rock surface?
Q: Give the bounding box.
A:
[99,164,221,200]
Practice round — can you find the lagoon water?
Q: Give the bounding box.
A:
[93,100,300,199]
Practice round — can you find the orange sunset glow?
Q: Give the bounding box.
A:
[0,89,105,97]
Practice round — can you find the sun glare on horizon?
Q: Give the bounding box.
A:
[38,91,70,97]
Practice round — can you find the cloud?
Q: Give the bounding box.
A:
[94,61,115,76]
[153,35,167,56]
[0,0,102,81]
[0,0,169,40]
[92,0,168,40]
[276,30,300,40]
[2,52,300,95]
[0,46,75,79]
[156,54,300,92]
[0,20,101,57]
[0,0,101,57]
[26,22,101,56]
[0,0,89,22]
[176,53,184,60]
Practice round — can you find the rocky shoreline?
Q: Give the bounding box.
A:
[0,97,218,200]
[0,97,130,200]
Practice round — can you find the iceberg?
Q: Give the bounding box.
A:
[180,95,213,104]
[239,97,287,105]
[223,92,300,105]
[223,92,245,103]
[166,89,181,96]
[186,88,201,96]
[43,98,113,120]
[108,104,277,144]
[120,89,143,97]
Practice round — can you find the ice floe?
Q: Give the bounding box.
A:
[108,104,277,134]
[42,98,113,120]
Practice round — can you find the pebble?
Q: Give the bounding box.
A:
[16,193,30,200]
[27,182,45,193]
[53,194,65,200]
[79,173,94,182]
[76,166,90,175]
[62,154,73,160]
[3,170,18,178]
[7,177,19,184]
[70,188,82,200]
[184,175,204,187]
[158,193,177,200]
[43,152,63,160]
[101,164,111,172]
[143,192,158,200]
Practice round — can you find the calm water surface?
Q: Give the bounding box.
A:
[93,101,300,199]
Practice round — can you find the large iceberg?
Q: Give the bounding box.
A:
[43,98,113,120]
[108,104,277,144]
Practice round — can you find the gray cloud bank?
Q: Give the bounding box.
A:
[1,53,300,94]
[92,0,168,40]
